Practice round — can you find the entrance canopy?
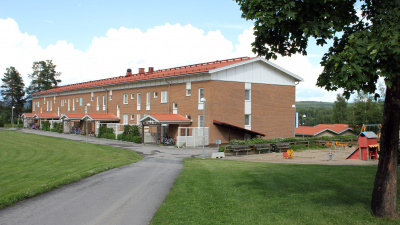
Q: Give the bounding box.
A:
[61,113,119,122]
[22,113,59,119]
[213,120,265,137]
[140,114,192,125]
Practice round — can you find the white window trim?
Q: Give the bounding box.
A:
[123,114,128,125]
[103,96,106,111]
[154,91,158,98]
[245,89,251,101]
[96,96,99,111]
[123,94,129,104]
[137,93,141,110]
[198,115,204,127]
[245,114,251,126]
[80,97,83,106]
[198,88,204,103]
[131,93,134,99]
[109,90,113,100]
[186,82,191,96]
[161,91,167,103]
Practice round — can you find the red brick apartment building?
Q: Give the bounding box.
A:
[23,57,303,146]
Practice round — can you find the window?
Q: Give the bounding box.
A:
[154,91,158,98]
[198,88,204,102]
[53,96,56,103]
[161,91,168,103]
[38,101,40,107]
[61,99,64,107]
[117,105,120,118]
[186,82,191,96]
[198,115,204,127]
[96,96,99,111]
[91,92,94,101]
[123,94,129,104]
[146,92,150,110]
[68,99,70,111]
[173,102,178,114]
[137,114,141,125]
[245,89,251,101]
[109,90,112,100]
[44,97,46,104]
[103,96,106,111]
[245,115,251,126]
[130,114,134,120]
[131,93,134,99]
[72,100,75,111]
[47,101,49,111]
[137,93,141,110]
[33,102,35,111]
[123,114,128,125]
[186,115,191,120]
[76,98,78,102]
[50,101,52,111]
[80,98,83,106]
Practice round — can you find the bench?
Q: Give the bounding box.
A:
[275,142,290,153]
[254,143,272,154]
[225,145,252,156]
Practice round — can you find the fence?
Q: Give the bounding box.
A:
[177,127,209,148]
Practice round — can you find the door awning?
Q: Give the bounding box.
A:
[213,120,265,136]
[61,113,119,122]
[140,114,192,125]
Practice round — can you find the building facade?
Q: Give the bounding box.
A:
[25,57,303,145]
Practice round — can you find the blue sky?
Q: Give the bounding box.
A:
[0,0,339,102]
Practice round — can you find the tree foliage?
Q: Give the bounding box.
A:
[26,60,61,95]
[332,94,348,124]
[236,0,400,218]
[1,66,26,120]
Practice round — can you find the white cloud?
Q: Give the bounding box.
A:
[0,18,339,102]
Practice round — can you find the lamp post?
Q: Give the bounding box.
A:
[201,97,206,159]
[86,103,91,143]
[302,114,306,139]
[11,106,15,129]
[292,104,296,137]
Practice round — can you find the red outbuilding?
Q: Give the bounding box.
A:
[347,131,379,160]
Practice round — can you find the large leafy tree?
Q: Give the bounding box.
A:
[1,66,26,121]
[236,0,399,218]
[27,60,61,95]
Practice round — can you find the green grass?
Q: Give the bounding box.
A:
[152,159,400,225]
[0,130,142,208]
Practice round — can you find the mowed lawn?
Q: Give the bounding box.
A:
[152,159,400,225]
[0,130,142,209]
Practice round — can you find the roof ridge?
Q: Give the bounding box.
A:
[33,56,253,95]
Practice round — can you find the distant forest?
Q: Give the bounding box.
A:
[296,93,383,133]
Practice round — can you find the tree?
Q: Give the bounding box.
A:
[332,94,348,124]
[1,66,26,122]
[348,92,383,133]
[27,60,61,95]
[236,0,399,218]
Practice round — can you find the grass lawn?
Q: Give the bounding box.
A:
[0,130,142,209]
[152,159,400,225]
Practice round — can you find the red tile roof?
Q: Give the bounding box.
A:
[295,124,352,136]
[149,114,191,122]
[33,57,254,95]
[61,113,119,121]
[34,113,59,118]
[22,113,35,118]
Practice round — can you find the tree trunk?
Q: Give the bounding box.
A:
[371,74,400,219]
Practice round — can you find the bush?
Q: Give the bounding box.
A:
[132,136,142,144]
[219,145,225,152]
[123,125,140,136]
[100,133,115,140]
[0,120,4,127]
[41,121,50,131]
[229,139,246,145]
[98,125,114,138]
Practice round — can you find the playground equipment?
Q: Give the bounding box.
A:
[347,124,381,161]
[283,150,294,159]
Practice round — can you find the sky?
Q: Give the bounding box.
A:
[0,0,341,102]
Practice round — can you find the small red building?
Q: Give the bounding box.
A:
[347,132,379,160]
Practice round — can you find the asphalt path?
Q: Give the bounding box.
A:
[0,129,217,225]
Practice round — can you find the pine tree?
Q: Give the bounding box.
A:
[27,60,61,95]
[1,66,26,122]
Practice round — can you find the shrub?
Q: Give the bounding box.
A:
[219,145,225,152]
[41,121,50,131]
[98,125,114,138]
[100,133,115,140]
[132,136,142,144]
[0,120,4,127]
[229,139,246,145]
[122,125,140,136]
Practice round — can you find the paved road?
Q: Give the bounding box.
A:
[0,129,217,225]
